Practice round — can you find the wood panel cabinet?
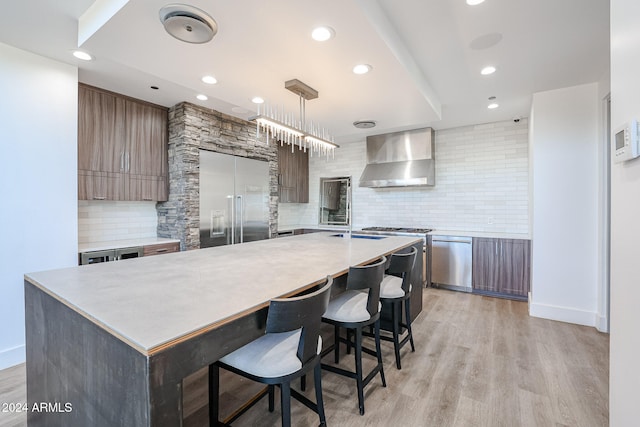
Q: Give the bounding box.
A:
[78,84,168,201]
[143,242,180,256]
[472,238,531,298]
[277,143,308,203]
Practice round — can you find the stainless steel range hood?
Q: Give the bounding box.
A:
[359,127,435,187]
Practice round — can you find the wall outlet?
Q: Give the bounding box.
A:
[487,216,494,225]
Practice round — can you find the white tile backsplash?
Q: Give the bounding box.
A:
[279,119,529,234]
[78,201,158,244]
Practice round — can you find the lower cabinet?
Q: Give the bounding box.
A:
[472,238,531,298]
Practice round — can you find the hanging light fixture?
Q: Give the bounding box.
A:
[250,79,339,158]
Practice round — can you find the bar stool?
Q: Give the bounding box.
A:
[320,257,387,416]
[209,277,333,427]
[379,246,417,369]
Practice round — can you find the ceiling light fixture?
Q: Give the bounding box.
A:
[159,5,217,44]
[196,94,208,101]
[353,64,372,75]
[311,26,335,42]
[250,79,339,157]
[72,50,93,61]
[466,0,485,5]
[251,97,265,104]
[488,103,499,109]
[201,75,217,84]
[481,66,496,75]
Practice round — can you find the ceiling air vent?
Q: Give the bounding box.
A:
[353,120,377,129]
[159,4,218,44]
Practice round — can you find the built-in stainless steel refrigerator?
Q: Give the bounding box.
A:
[199,150,270,248]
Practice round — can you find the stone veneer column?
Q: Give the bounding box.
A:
[157,102,278,250]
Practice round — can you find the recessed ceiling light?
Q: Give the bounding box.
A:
[488,103,499,109]
[196,94,208,101]
[481,66,496,75]
[311,26,335,42]
[251,97,265,104]
[72,50,93,61]
[466,0,485,5]
[353,64,372,75]
[150,86,159,90]
[201,75,217,84]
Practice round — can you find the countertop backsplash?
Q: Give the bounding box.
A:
[279,119,529,235]
[78,200,158,245]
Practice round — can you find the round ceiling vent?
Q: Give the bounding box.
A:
[353,120,377,129]
[159,4,217,44]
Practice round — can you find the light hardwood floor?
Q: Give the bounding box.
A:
[0,288,609,427]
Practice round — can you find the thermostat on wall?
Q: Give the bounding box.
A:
[613,119,640,163]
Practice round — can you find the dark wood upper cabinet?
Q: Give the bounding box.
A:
[277,143,308,203]
[78,84,168,201]
[472,237,531,298]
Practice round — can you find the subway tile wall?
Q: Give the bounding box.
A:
[78,201,159,244]
[279,119,529,234]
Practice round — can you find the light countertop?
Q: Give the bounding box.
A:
[429,230,531,239]
[79,237,180,253]
[27,233,421,355]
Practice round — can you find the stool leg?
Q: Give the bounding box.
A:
[334,324,340,363]
[314,362,327,427]
[354,327,365,415]
[268,384,275,412]
[208,364,219,425]
[374,319,387,387]
[392,301,402,369]
[280,382,291,427]
[346,329,352,354]
[404,299,415,352]
[300,375,306,391]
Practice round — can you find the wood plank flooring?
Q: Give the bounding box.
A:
[0,288,609,427]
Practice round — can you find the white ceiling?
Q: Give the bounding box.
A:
[0,0,609,143]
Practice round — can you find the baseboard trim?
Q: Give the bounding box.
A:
[595,314,609,333]
[529,301,597,327]
[0,345,25,371]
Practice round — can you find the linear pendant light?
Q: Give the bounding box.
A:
[250,79,339,158]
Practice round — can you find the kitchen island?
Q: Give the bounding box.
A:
[24,232,422,427]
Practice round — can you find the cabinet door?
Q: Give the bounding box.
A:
[277,143,308,203]
[497,239,531,296]
[472,238,501,292]
[78,85,126,174]
[125,100,168,177]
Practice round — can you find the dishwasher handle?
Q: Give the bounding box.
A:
[432,237,472,244]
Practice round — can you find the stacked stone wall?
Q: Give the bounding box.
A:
[157,102,278,250]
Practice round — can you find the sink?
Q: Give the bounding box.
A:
[331,233,387,240]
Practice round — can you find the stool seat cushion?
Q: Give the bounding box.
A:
[322,290,381,323]
[380,275,411,299]
[219,330,322,378]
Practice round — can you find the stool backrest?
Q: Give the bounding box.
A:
[346,256,386,317]
[387,246,417,294]
[266,276,333,365]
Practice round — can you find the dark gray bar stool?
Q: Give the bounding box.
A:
[209,276,333,427]
[378,246,417,369]
[320,257,387,416]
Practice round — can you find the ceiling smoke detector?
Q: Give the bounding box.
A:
[353,120,377,129]
[159,4,217,44]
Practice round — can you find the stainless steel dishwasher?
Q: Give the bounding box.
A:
[431,235,472,292]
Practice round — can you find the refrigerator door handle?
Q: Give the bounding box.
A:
[237,195,244,244]
[227,195,234,245]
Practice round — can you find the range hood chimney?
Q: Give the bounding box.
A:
[359,127,435,187]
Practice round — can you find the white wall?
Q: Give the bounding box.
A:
[610,0,640,424]
[0,43,78,369]
[528,83,601,327]
[279,119,529,234]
